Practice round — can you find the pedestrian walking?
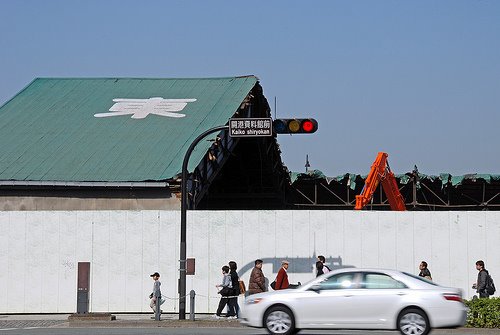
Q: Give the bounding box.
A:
[274,260,290,290]
[473,260,490,298]
[214,265,232,318]
[316,260,324,277]
[318,255,331,273]
[227,261,240,318]
[248,259,266,295]
[418,261,432,280]
[149,272,162,317]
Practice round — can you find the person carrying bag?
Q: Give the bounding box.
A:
[272,260,290,290]
[214,265,232,318]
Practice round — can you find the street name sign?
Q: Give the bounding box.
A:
[229,118,272,137]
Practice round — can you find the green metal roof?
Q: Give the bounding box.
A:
[0,76,258,183]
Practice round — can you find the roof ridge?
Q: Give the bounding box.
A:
[34,75,258,81]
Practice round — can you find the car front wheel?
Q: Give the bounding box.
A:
[397,308,430,335]
[264,305,296,335]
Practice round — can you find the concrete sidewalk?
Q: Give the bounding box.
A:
[68,313,243,328]
[0,313,243,329]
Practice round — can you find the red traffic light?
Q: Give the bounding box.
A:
[273,118,318,134]
[302,120,315,132]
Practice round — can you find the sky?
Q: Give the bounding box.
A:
[1,0,499,176]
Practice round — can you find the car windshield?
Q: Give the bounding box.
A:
[300,276,325,288]
[402,272,439,286]
[301,271,358,290]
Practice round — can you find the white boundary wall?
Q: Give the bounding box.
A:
[0,210,499,314]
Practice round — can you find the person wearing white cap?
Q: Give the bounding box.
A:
[274,260,290,290]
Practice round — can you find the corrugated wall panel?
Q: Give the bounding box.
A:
[2,210,499,314]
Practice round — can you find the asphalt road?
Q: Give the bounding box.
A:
[0,328,399,335]
[2,328,500,335]
[1,315,499,335]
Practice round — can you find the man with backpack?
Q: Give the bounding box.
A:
[473,260,495,298]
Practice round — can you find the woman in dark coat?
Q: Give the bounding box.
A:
[316,260,324,277]
[227,261,240,318]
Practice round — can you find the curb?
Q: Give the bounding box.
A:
[68,319,245,328]
[68,313,116,321]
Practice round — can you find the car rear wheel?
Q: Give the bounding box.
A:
[398,308,430,335]
[264,305,296,335]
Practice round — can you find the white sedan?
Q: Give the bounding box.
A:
[240,268,467,335]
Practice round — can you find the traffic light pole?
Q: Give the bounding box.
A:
[179,124,229,320]
[178,118,316,318]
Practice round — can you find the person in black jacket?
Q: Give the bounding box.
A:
[316,260,324,277]
[418,261,432,280]
[473,260,490,298]
[227,261,240,318]
[318,255,331,273]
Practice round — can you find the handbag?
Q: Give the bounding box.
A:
[271,270,285,290]
[218,286,231,296]
[270,280,276,290]
[239,280,246,295]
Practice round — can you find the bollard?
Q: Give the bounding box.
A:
[155,290,161,321]
[189,290,196,321]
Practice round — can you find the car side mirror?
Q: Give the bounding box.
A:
[310,284,322,293]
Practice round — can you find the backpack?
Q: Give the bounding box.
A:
[486,273,496,295]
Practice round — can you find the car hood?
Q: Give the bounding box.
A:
[246,289,301,300]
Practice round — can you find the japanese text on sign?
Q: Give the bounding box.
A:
[229,118,272,137]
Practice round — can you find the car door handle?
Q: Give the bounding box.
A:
[396,292,407,296]
[343,294,353,297]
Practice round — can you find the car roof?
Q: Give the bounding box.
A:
[316,267,441,289]
[329,268,402,275]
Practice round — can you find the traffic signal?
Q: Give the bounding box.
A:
[273,118,318,134]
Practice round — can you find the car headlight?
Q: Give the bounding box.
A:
[245,297,264,305]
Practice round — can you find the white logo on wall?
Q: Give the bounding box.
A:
[94,98,197,119]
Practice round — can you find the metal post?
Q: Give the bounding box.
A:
[189,290,196,321]
[412,176,417,208]
[179,125,228,319]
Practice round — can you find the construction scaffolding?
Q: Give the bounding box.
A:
[286,169,500,211]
